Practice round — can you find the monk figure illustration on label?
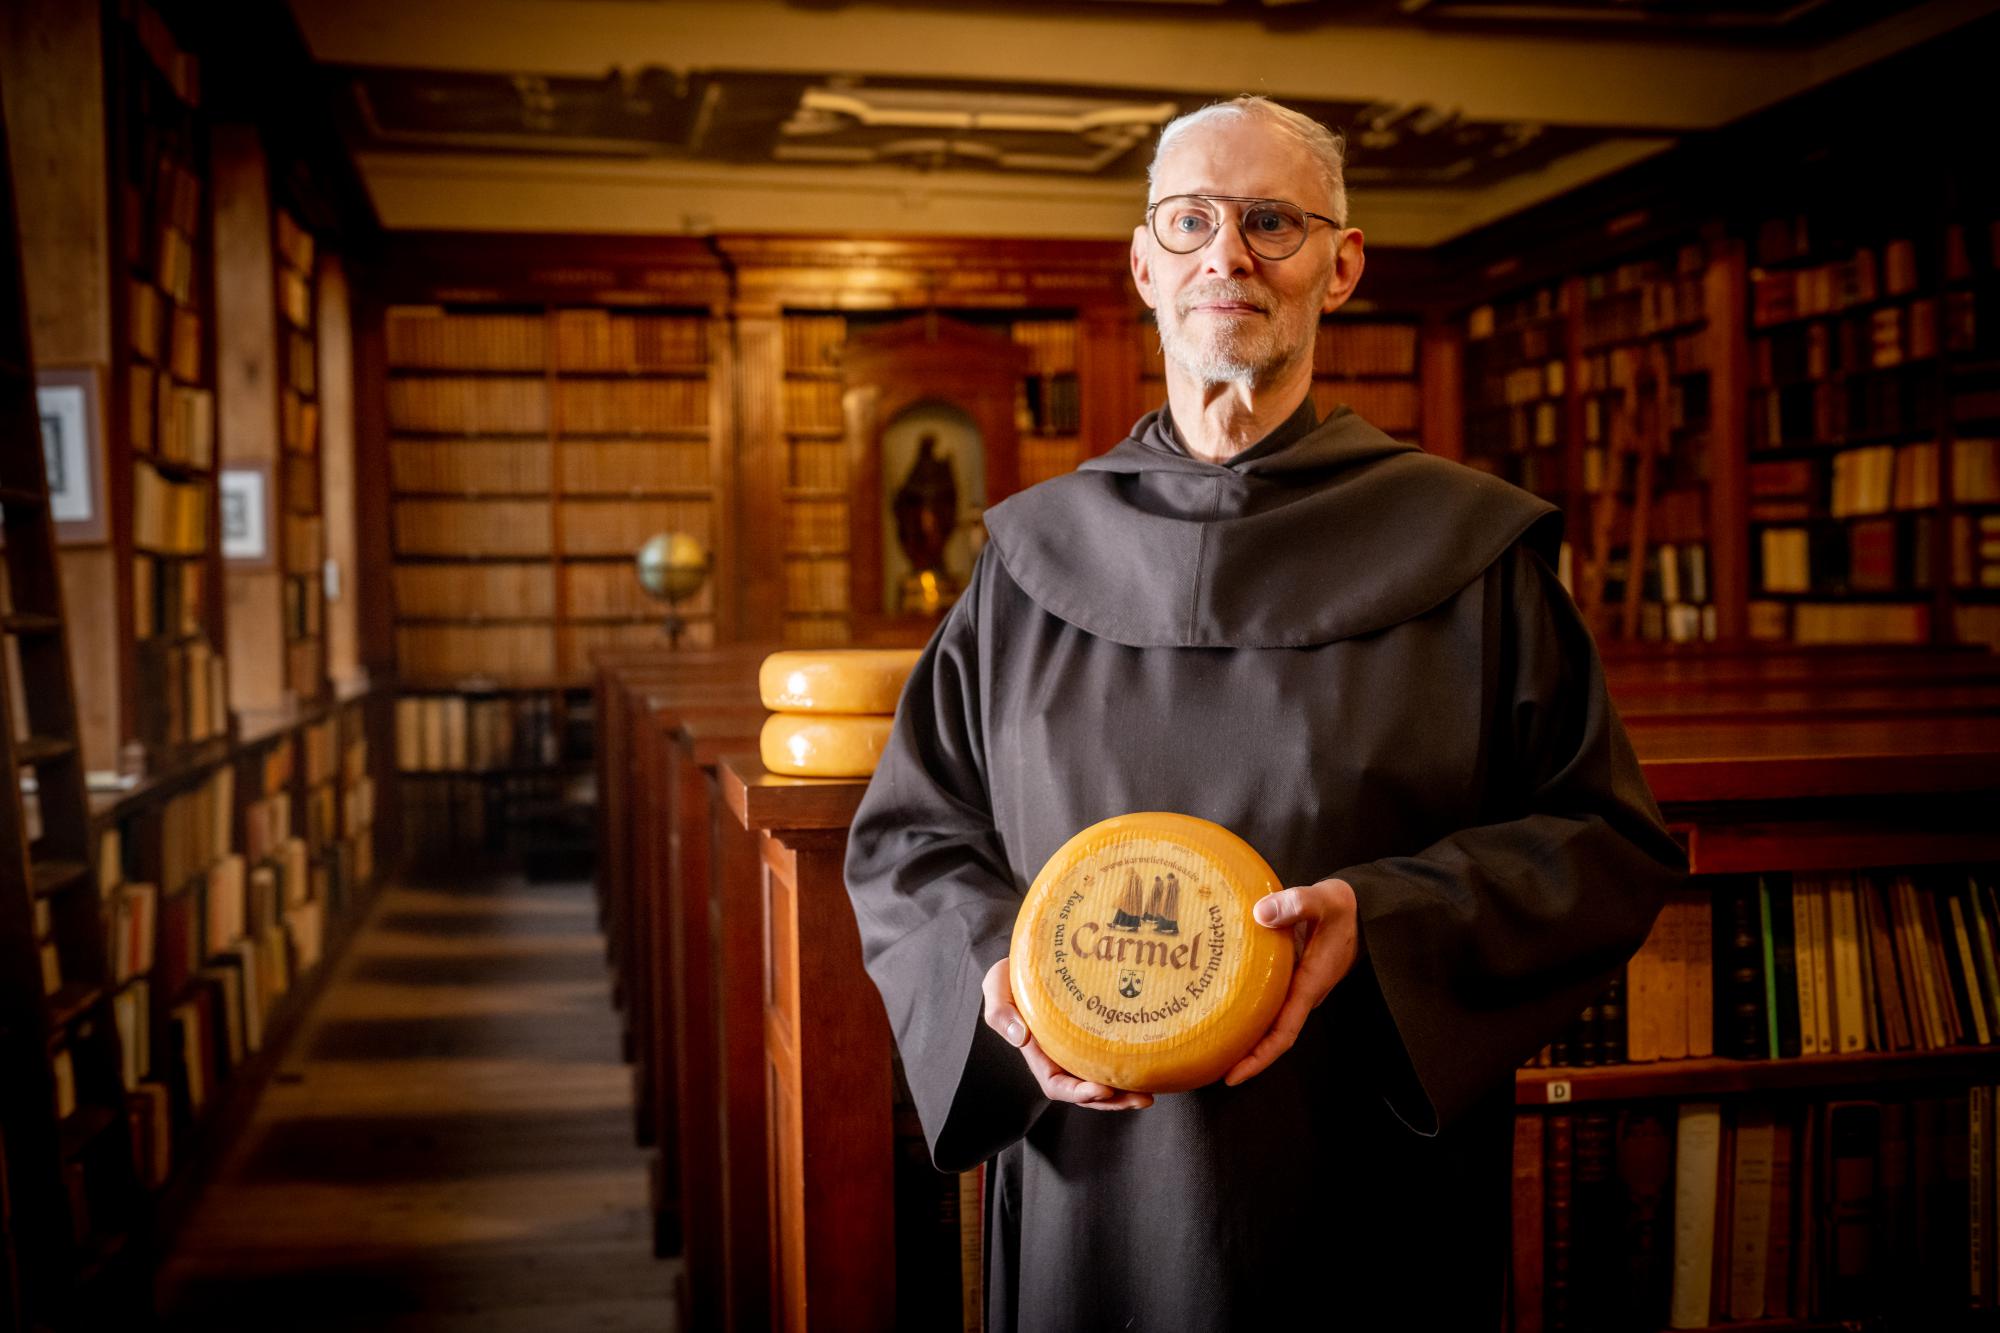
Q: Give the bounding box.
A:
[1109,869,1146,931]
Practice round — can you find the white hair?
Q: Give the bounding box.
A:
[1147,96,1349,228]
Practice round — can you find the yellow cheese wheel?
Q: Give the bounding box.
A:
[1008,812,1293,1094]
[759,649,922,714]
[759,712,896,778]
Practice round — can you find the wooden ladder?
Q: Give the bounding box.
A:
[0,84,144,1329]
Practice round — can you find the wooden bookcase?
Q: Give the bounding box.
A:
[1745,202,2000,651]
[115,2,227,771]
[1462,238,1748,647]
[777,312,850,647]
[385,304,724,678]
[274,208,325,702]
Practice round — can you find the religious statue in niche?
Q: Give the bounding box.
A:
[891,432,960,614]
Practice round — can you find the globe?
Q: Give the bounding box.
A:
[636,531,710,605]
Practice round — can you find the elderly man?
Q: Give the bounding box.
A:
[844,96,1684,1329]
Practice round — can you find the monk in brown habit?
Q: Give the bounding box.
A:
[844,94,1684,1330]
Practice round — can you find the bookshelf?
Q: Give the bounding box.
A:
[391,684,588,861]
[387,305,723,683]
[1462,240,1744,647]
[1461,283,1572,503]
[779,313,851,647]
[0,82,147,1321]
[275,208,325,702]
[1738,149,2000,651]
[116,2,227,770]
[1516,857,2000,1330]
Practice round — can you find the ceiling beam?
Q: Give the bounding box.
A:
[288,0,1995,130]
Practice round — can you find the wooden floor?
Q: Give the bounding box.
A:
[155,866,679,1332]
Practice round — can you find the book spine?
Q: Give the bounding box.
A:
[1670,1103,1724,1329]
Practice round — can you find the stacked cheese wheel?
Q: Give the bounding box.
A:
[757,649,923,778]
[1010,812,1293,1093]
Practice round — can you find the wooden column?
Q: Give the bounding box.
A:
[1417,316,1463,461]
[1078,303,1141,455]
[723,757,889,1333]
[1703,238,1750,643]
[733,304,787,644]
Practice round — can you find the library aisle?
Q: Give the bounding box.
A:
[152,868,678,1332]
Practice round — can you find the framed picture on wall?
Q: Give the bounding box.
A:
[34,367,108,543]
[220,462,273,566]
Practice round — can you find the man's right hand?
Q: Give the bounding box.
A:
[982,957,1154,1111]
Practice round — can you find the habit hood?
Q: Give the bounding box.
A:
[982,400,1561,649]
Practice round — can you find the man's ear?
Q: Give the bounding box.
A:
[1321,227,1366,315]
[1131,225,1160,312]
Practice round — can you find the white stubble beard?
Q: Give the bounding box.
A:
[1158,274,1324,389]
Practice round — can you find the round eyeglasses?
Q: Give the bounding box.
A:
[1146,193,1340,261]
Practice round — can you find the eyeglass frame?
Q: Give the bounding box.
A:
[1144,193,1343,261]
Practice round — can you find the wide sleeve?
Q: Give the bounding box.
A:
[844,551,1049,1172]
[1339,541,1687,1136]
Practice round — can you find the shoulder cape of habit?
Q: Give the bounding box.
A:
[982,401,1562,649]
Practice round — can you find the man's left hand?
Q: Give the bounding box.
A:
[1222,877,1360,1087]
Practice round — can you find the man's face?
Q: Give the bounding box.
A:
[1131,117,1361,387]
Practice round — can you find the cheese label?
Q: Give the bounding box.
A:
[1040,838,1240,1044]
[1010,812,1293,1093]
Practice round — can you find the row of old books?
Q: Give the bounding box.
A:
[1747,600,1931,645]
[552,310,708,372]
[393,563,553,619]
[1313,321,1419,378]
[1313,380,1420,436]
[145,766,234,898]
[785,555,850,616]
[1749,444,1945,520]
[392,498,551,558]
[554,379,710,435]
[387,377,549,434]
[389,438,715,495]
[128,279,200,379]
[283,328,317,402]
[1960,513,2000,590]
[132,553,204,641]
[1752,366,1939,451]
[784,378,846,434]
[1756,514,1937,597]
[393,692,565,772]
[1604,542,1718,646]
[134,638,229,752]
[1012,320,1079,377]
[784,315,846,373]
[1018,373,1081,436]
[388,310,547,371]
[394,625,556,684]
[1512,1093,1990,1332]
[131,368,214,466]
[1578,272,1706,352]
[1467,284,1567,345]
[274,209,314,284]
[1752,298,1968,385]
[789,438,845,492]
[1750,236,1923,327]
[132,465,209,555]
[282,513,322,577]
[281,387,320,455]
[785,498,849,553]
[1536,871,2000,1068]
[1485,360,1564,410]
